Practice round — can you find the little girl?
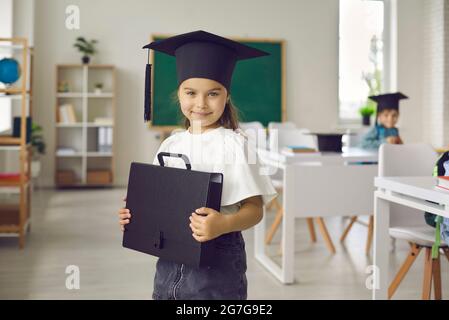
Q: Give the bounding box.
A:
[359,92,408,149]
[118,30,276,300]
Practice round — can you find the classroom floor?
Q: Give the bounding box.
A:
[0,187,447,300]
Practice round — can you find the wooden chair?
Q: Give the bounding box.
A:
[377,143,441,299]
[388,227,449,300]
[340,215,373,255]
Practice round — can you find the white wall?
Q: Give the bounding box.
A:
[31,0,431,187]
[33,0,340,187]
[396,0,424,145]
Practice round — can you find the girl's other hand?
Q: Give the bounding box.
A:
[118,196,131,232]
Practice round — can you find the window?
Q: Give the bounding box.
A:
[339,0,384,121]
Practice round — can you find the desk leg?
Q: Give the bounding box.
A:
[281,167,295,284]
[254,207,266,257]
[373,194,390,300]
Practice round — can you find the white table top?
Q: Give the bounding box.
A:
[258,147,378,165]
[375,176,449,206]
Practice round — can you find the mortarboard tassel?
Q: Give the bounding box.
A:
[144,50,152,122]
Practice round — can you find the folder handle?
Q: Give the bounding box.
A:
[157,152,191,170]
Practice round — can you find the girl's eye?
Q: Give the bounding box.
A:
[186,91,195,96]
[208,92,219,97]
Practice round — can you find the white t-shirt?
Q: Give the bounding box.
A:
[152,126,277,215]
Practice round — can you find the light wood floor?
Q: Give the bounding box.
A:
[0,188,447,299]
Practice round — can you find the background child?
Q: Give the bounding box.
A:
[359,92,408,149]
[118,30,276,300]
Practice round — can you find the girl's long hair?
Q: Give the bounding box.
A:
[173,90,240,130]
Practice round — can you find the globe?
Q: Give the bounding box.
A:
[0,58,21,85]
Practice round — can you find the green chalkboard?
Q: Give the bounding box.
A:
[149,35,284,129]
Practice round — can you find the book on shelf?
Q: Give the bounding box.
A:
[58,104,77,124]
[94,117,113,126]
[0,172,20,181]
[57,147,76,155]
[97,127,112,153]
[282,146,319,154]
[436,176,449,191]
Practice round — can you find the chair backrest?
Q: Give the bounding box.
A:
[345,127,372,148]
[379,143,438,227]
[239,121,267,149]
[268,121,296,131]
[269,127,317,151]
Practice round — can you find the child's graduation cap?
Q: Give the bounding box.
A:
[306,133,345,153]
[142,30,270,122]
[369,92,409,113]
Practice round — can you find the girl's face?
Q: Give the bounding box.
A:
[377,109,399,129]
[178,78,228,132]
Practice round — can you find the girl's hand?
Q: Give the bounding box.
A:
[118,196,131,232]
[189,207,229,242]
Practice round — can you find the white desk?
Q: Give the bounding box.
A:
[255,148,378,284]
[373,176,449,299]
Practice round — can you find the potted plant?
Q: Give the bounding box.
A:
[30,122,46,179]
[73,37,98,64]
[359,103,375,126]
[94,82,103,94]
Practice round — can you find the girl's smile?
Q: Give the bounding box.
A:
[178,78,228,132]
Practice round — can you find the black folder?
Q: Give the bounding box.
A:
[122,152,224,268]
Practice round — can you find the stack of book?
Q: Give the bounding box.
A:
[0,172,20,183]
[436,176,449,191]
[98,127,113,152]
[58,104,77,123]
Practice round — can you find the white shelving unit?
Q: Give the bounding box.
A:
[0,37,33,249]
[55,64,116,187]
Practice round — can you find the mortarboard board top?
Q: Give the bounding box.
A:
[369,92,408,112]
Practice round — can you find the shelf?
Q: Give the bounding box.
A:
[56,123,83,128]
[0,37,32,249]
[56,182,113,188]
[0,93,31,100]
[87,93,114,98]
[56,92,84,98]
[0,88,31,94]
[86,152,113,157]
[0,136,21,145]
[0,179,30,188]
[86,123,113,127]
[56,123,114,127]
[56,63,115,188]
[56,152,83,157]
[0,143,31,151]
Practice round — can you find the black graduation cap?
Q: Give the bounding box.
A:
[142,30,270,122]
[306,133,345,153]
[369,92,408,113]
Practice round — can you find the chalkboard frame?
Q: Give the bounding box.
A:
[146,33,286,131]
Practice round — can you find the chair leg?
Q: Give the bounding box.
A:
[432,254,442,300]
[265,208,283,245]
[422,247,433,300]
[315,217,336,254]
[388,243,421,299]
[307,218,317,243]
[340,216,358,243]
[365,215,374,255]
